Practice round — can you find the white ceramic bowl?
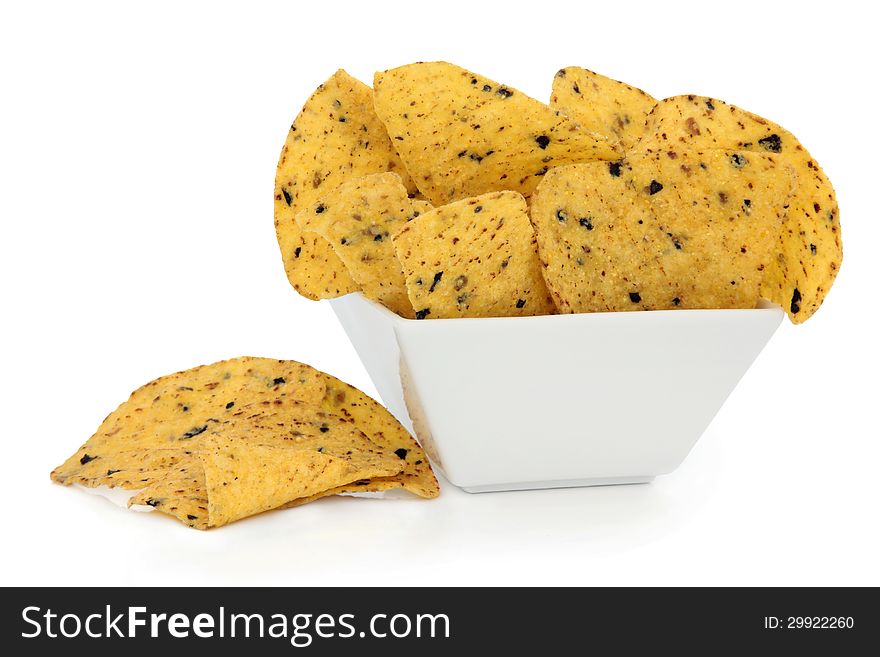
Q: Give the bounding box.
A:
[330,293,783,493]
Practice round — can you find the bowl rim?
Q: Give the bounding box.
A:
[331,293,784,326]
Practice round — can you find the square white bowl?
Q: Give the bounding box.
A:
[330,293,783,493]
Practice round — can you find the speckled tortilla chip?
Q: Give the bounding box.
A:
[530,150,794,313]
[51,357,439,528]
[127,414,404,529]
[636,95,841,322]
[274,70,417,300]
[129,454,208,529]
[392,191,556,319]
[410,198,434,215]
[372,62,621,205]
[551,67,656,151]
[315,372,439,499]
[50,357,326,486]
[201,428,403,528]
[297,172,419,318]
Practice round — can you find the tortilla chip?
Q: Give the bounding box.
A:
[50,357,327,486]
[636,95,841,322]
[274,70,417,300]
[316,372,440,499]
[373,62,621,205]
[530,150,795,312]
[392,191,556,318]
[129,454,209,529]
[551,67,656,150]
[201,427,403,527]
[297,172,417,317]
[410,198,434,215]
[125,411,404,528]
[51,357,438,528]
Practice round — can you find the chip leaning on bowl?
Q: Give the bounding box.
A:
[275,62,840,323]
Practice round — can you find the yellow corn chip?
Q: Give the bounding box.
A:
[129,454,208,529]
[373,62,621,205]
[274,70,417,300]
[636,95,841,322]
[201,428,403,528]
[316,372,440,499]
[297,172,417,317]
[392,191,556,318]
[50,357,326,486]
[530,150,794,312]
[51,357,439,528]
[551,67,656,150]
[410,198,434,215]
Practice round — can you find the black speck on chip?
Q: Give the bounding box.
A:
[187,514,198,521]
[515,299,526,308]
[394,448,408,460]
[496,87,513,98]
[729,153,748,168]
[273,377,286,386]
[429,271,443,293]
[705,99,715,110]
[790,288,802,314]
[482,84,492,92]
[80,454,97,465]
[672,297,681,306]
[319,424,329,433]
[579,217,593,230]
[145,499,160,507]
[293,247,302,258]
[648,180,663,195]
[608,162,622,177]
[470,77,477,85]
[556,209,568,223]
[810,243,817,255]
[225,401,235,409]
[373,234,383,241]
[629,292,642,303]
[415,308,431,320]
[282,189,292,206]
[758,133,782,153]
[535,135,550,149]
[474,205,483,213]
[106,469,121,476]
[181,425,208,440]
[315,204,326,214]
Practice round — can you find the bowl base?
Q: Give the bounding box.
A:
[460,476,654,494]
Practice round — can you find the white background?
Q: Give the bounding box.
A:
[1,0,877,586]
